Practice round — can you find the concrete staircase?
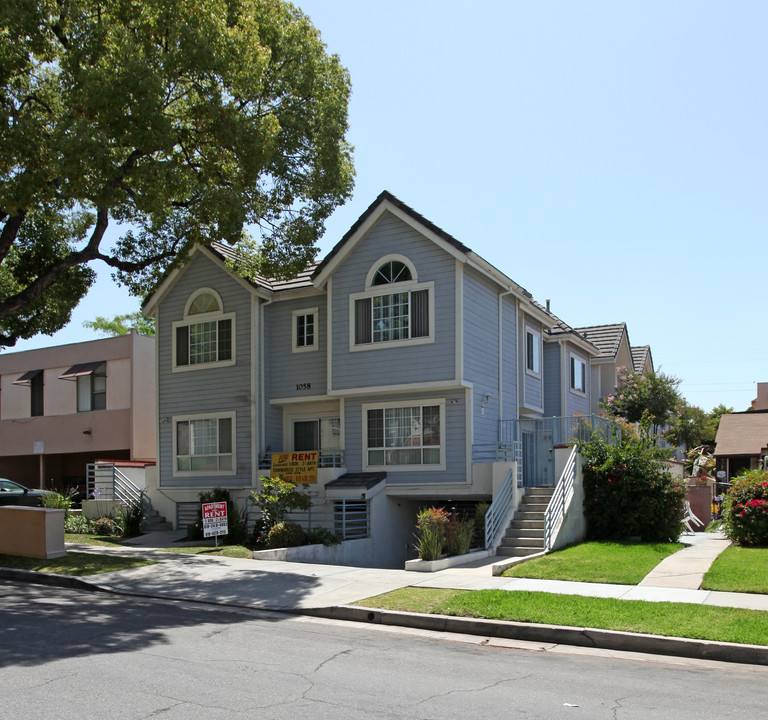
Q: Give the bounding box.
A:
[144,508,173,532]
[497,487,554,558]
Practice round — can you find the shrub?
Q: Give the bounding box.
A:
[722,470,768,547]
[117,503,145,538]
[473,502,489,548]
[93,516,121,536]
[445,518,475,556]
[305,526,341,546]
[414,506,450,560]
[187,488,247,543]
[250,476,311,529]
[579,432,686,543]
[266,521,305,549]
[41,490,74,514]
[64,514,94,534]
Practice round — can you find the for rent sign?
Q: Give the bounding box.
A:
[270,451,319,483]
[202,501,228,538]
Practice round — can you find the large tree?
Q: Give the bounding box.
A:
[0,0,354,347]
[602,367,682,436]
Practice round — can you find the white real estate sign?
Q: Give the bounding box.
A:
[202,501,228,538]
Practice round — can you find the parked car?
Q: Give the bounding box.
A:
[0,479,57,507]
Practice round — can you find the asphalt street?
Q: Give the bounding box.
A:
[2,581,767,720]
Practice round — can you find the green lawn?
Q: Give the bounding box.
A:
[356,587,768,646]
[702,546,768,594]
[0,551,156,576]
[154,545,253,558]
[501,541,684,584]
[65,533,253,559]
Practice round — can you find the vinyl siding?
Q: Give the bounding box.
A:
[565,345,591,416]
[543,342,561,416]
[157,253,254,488]
[330,213,456,390]
[267,294,328,398]
[501,294,518,422]
[342,389,467,484]
[463,267,499,446]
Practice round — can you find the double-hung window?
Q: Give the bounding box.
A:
[351,258,433,349]
[174,289,235,370]
[570,354,586,394]
[174,413,235,474]
[364,401,444,469]
[526,328,541,375]
[292,308,318,352]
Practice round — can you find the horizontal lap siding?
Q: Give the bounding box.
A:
[343,389,467,484]
[543,343,561,416]
[158,255,253,488]
[565,345,591,417]
[463,268,499,446]
[501,295,518,422]
[267,295,327,398]
[331,214,456,391]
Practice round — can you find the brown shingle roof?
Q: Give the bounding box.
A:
[574,323,627,360]
[714,412,768,456]
[631,345,653,373]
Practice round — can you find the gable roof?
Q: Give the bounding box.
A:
[310,191,546,318]
[312,190,472,281]
[631,345,653,373]
[575,323,628,361]
[715,412,768,457]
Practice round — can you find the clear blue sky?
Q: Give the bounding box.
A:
[9,1,767,412]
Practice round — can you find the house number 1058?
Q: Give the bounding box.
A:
[296,383,311,391]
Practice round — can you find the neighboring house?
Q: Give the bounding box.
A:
[0,331,156,491]
[142,192,618,566]
[714,409,768,482]
[575,322,654,413]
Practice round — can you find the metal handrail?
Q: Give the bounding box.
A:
[484,466,516,550]
[87,462,151,515]
[544,445,577,550]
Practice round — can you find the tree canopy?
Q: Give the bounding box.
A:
[0,0,354,347]
[83,311,155,336]
[602,366,682,436]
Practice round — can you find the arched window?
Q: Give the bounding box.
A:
[174,289,235,369]
[353,256,432,347]
[371,261,412,286]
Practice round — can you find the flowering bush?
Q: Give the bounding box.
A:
[579,432,686,542]
[601,366,681,436]
[414,506,450,560]
[722,470,768,546]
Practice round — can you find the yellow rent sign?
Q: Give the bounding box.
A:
[270,451,319,483]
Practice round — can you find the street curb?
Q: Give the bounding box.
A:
[4,567,768,667]
[305,605,768,667]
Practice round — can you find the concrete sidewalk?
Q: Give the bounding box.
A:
[4,529,768,666]
[44,530,768,613]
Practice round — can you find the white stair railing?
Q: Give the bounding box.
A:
[544,445,577,550]
[484,467,517,551]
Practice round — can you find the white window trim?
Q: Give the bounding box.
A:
[349,280,435,352]
[184,287,224,317]
[362,398,446,472]
[569,352,587,396]
[365,254,419,288]
[172,411,236,477]
[292,307,319,353]
[172,310,236,373]
[525,326,541,378]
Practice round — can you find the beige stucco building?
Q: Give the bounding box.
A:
[0,331,156,490]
